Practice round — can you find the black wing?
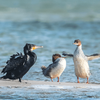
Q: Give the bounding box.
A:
[43,64,53,77]
[87,54,100,60]
[62,51,73,57]
[2,52,25,74]
[62,51,100,61]
[44,60,59,77]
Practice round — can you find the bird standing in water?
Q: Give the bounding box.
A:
[63,39,100,83]
[1,43,43,82]
[41,54,66,82]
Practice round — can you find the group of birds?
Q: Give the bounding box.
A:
[0,39,100,83]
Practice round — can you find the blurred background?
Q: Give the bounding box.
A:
[0,0,100,22]
[0,0,100,99]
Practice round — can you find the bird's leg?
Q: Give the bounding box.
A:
[86,77,89,84]
[77,77,80,83]
[50,77,53,82]
[57,77,59,82]
[19,78,21,82]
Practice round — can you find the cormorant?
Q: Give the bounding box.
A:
[1,43,43,82]
[41,54,66,82]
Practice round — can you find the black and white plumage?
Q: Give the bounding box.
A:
[41,54,66,82]
[1,43,43,82]
[62,52,100,61]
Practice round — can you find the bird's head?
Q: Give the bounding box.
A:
[73,39,81,46]
[52,54,61,62]
[24,43,43,54]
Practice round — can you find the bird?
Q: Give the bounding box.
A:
[62,39,100,83]
[41,54,66,82]
[1,43,43,82]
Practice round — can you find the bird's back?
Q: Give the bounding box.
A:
[42,58,66,78]
[2,53,25,74]
[49,58,66,78]
[1,52,37,79]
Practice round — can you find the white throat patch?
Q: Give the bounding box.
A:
[27,55,30,61]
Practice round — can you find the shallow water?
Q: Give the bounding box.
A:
[0,84,100,100]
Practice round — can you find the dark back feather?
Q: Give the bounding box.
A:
[42,54,61,77]
[2,52,25,74]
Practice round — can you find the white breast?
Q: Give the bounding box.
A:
[50,58,66,78]
[73,45,90,78]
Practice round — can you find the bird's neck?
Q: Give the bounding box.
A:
[74,44,84,55]
[24,50,32,55]
[77,44,82,50]
[25,51,37,66]
[25,51,36,57]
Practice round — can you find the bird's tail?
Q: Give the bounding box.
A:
[0,75,7,79]
[41,66,46,70]
[41,66,47,76]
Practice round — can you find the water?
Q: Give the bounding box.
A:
[0,0,100,22]
[0,0,100,99]
[0,85,100,100]
[0,21,100,100]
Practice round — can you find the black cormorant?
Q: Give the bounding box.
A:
[1,43,43,82]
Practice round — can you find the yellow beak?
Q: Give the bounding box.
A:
[31,46,43,51]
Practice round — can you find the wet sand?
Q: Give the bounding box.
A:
[0,79,100,89]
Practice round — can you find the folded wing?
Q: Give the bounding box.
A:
[41,60,59,77]
[2,52,25,74]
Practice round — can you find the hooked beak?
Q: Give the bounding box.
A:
[31,45,43,51]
